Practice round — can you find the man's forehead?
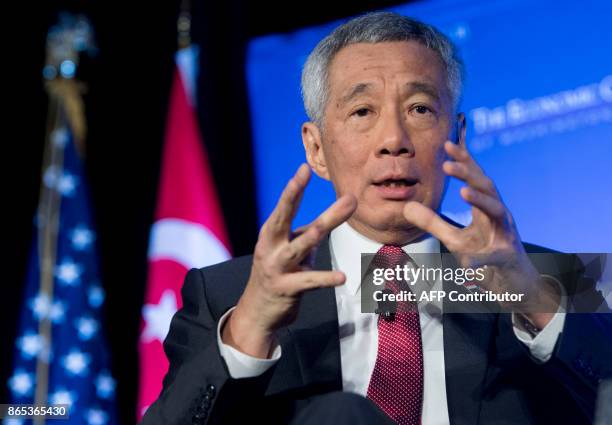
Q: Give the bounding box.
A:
[327,41,448,96]
[330,40,440,69]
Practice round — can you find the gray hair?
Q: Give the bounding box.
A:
[301,11,465,125]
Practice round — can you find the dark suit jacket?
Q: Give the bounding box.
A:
[141,238,612,425]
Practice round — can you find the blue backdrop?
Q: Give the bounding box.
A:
[246,0,612,252]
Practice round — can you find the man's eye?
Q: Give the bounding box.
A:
[414,105,432,114]
[352,108,371,117]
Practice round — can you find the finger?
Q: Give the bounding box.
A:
[279,270,346,295]
[444,141,498,197]
[460,187,505,219]
[265,164,311,238]
[443,160,497,197]
[445,139,472,160]
[445,140,483,173]
[403,201,462,248]
[290,224,309,240]
[281,195,357,265]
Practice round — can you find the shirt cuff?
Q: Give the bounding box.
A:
[512,275,567,362]
[216,307,282,379]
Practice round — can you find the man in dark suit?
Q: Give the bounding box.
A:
[141,12,611,425]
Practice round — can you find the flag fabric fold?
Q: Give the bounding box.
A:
[137,45,231,419]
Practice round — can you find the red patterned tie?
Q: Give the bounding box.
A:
[367,245,424,425]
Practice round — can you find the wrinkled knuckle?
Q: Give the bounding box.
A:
[275,287,289,297]
[286,247,298,261]
[310,222,324,238]
[271,213,283,227]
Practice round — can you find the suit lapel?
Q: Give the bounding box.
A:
[265,236,342,396]
[263,233,499,425]
[440,243,497,425]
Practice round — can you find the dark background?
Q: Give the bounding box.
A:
[3,0,411,423]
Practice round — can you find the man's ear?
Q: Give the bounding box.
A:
[302,122,330,180]
[456,112,467,148]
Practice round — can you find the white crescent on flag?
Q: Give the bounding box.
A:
[148,218,230,270]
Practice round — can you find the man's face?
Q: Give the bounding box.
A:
[303,40,463,244]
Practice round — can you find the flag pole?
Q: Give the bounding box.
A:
[33,15,94,424]
[33,73,64,425]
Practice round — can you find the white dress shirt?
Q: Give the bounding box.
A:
[217,222,566,424]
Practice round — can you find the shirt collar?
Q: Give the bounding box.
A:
[329,221,440,296]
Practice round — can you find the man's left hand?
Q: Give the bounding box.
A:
[403,140,560,329]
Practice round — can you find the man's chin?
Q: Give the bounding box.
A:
[349,212,425,244]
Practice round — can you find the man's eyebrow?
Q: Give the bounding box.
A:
[337,81,442,106]
[338,83,373,106]
[405,82,441,101]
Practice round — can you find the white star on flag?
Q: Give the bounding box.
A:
[86,408,108,425]
[17,332,44,359]
[95,371,116,399]
[8,370,33,397]
[75,316,99,340]
[30,293,51,320]
[55,259,82,286]
[141,290,178,343]
[88,284,105,308]
[49,300,66,323]
[57,172,78,197]
[62,350,91,376]
[49,388,76,406]
[28,293,65,325]
[71,226,95,251]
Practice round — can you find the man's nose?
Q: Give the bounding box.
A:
[377,108,414,157]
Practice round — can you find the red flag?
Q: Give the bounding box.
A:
[137,46,231,419]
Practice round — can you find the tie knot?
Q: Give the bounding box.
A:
[372,245,416,310]
[373,244,409,270]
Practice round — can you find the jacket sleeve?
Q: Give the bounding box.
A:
[502,252,612,421]
[542,255,612,419]
[544,312,612,419]
[139,268,273,425]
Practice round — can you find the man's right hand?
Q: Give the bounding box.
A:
[221,164,357,358]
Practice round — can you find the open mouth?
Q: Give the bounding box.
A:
[372,177,419,200]
[373,178,418,188]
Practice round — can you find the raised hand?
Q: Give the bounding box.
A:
[223,164,357,358]
[403,141,560,328]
